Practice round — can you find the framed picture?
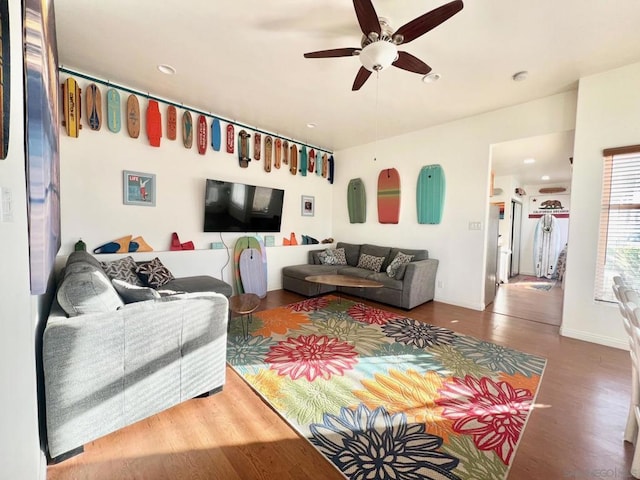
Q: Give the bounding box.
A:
[123,170,156,206]
[301,195,315,217]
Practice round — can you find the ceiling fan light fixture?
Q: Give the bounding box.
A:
[359,41,398,72]
[422,72,441,83]
[157,64,176,75]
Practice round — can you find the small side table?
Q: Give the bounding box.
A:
[229,293,260,339]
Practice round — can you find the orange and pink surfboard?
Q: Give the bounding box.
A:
[377,168,401,224]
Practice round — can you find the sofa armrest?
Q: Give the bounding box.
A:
[401,259,439,309]
[43,293,228,459]
[307,248,327,264]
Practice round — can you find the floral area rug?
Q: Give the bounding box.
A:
[226,295,546,480]
[509,275,557,291]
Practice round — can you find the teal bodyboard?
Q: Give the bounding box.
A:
[106,89,121,133]
[347,178,366,223]
[212,118,221,151]
[300,146,308,176]
[417,164,445,224]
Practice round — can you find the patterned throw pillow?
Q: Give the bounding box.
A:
[356,253,385,272]
[386,252,415,278]
[135,257,175,288]
[112,279,161,303]
[318,248,347,265]
[101,256,144,286]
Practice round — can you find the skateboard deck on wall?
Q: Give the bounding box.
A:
[264,136,273,172]
[146,100,162,147]
[321,153,328,178]
[182,111,193,148]
[254,133,261,161]
[233,236,267,295]
[106,89,121,133]
[289,144,298,175]
[274,138,282,169]
[239,248,268,298]
[348,178,366,223]
[328,155,335,184]
[212,118,221,151]
[282,140,289,165]
[85,83,102,131]
[197,115,208,155]
[377,168,401,224]
[62,77,82,137]
[126,94,140,139]
[417,164,446,224]
[226,124,235,154]
[238,129,251,168]
[308,148,315,173]
[299,145,308,176]
[166,105,177,140]
[316,151,323,176]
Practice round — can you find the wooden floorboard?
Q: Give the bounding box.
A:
[47,289,635,480]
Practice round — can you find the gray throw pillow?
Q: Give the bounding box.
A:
[319,248,347,265]
[386,252,415,279]
[112,279,161,304]
[101,256,144,286]
[356,253,385,272]
[57,263,125,316]
[135,257,175,288]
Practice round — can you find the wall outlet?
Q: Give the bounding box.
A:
[437,280,444,289]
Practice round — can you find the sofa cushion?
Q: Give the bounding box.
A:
[336,266,374,279]
[336,242,361,266]
[282,264,339,281]
[356,253,385,272]
[360,245,391,265]
[57,262,125,316]
[386,252,415,278]
[162,276,232,297]
[112,279,161,303]
[66,250,104,270]
[382,247,428,272]
[135,257,175,288]
[367,272,404,290]
[101,256,144,286]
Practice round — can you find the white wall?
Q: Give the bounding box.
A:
[333,91,578,310]
[59,73,334,290]
[0,0,46,478]
[562,61,640,350]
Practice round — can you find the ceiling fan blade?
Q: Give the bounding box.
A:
[352,67,372,91]
[392,51,432,75]
[393,0,463,45]
[304,48,360,58]
[353,0,381,36]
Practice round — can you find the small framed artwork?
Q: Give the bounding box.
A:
[301,195,315,217]
[123,170,156,206]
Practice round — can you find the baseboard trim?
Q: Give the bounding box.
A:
[434,296,485,312]
[560,327,628,350]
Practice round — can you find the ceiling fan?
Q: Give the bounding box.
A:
[303,0,464,91]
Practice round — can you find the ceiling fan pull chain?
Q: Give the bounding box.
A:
[374,71,380,161]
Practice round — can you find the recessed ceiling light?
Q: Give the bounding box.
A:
[422,73,441,83]
[306,123,317,129]
[541,175,550,180]
[512,70,528,82]
[157,64,176,75]
[523,158,536,164]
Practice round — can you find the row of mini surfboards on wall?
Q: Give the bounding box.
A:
[61,76,335,181]
[348,165,445,224]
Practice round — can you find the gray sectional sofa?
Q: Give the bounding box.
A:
[282,242,439,309]
[43,251,232,463]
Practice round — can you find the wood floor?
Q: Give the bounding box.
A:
[47,289,636,480]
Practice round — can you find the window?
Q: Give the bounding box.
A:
[595,145,640,302]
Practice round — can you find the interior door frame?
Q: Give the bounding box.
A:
[510,199,523,277]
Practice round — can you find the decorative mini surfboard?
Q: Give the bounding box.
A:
[62,77,81,137]
[282,140,289,165]
[417,164,446,224]
[264,136,273,172]
[238,129,251,168]
[239,248,267,298]
[299,146,308,176]
[212,118,221,151]
[316,151,323,176]
[226,124,235,154]
[348,178,366,223]
[290,144,298,175]
[182,111,193,148]
[308,148,316,173]
[166,105,177,140]
[321,153,328,178]
[254,133,261,161]
[377,168,401,224]
[126,94,140,139]
[106,89,121,133]
[328,155,335,184]
[146,100,162,147]
[274,138,282,169]
[85,83,102,131]
[197,115,208,154]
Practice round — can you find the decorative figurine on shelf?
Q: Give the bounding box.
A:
[74,238,86,252]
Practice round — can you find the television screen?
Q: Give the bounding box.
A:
[204,179,285,232]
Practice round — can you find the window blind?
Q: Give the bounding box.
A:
[595,145,640,302]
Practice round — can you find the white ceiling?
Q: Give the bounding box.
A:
[54,0,640,179]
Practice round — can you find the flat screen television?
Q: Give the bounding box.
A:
[204,179,285,232]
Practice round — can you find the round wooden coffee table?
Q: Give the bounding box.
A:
[229,293,260,339]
